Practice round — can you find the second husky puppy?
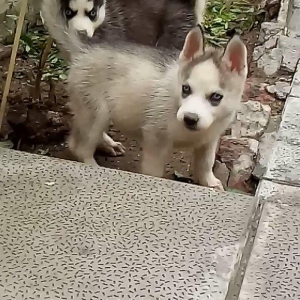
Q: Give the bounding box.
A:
[47,7,248,190]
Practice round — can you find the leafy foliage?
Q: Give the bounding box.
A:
[204,0,264,46]
[20,26,68,81]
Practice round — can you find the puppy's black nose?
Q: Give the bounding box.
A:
[77,29,88,36]
[183,113,199,128]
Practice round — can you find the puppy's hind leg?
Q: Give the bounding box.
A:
[68,107,108,166]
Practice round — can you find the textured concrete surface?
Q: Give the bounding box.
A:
[264,96,300,185]
[238,180,300,300]
[0,148,257,300]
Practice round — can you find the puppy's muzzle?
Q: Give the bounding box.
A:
[183,113,199,130]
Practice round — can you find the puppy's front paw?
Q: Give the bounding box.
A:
[197,173,224,191]
[209,177,224,191]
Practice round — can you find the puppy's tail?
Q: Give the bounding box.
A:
[194,0,207,25]
[41,0,85,59]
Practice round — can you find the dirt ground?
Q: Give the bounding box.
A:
[0,27,284,191]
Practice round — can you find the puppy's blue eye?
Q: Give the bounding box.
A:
[65,9,72,16]
[209,93,223,106]
[90,10,96,17]
[182,84,191,97]
[65,8,77,19]
[87,8,97,21]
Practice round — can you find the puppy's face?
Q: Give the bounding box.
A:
[176,26,248,132]
[61,0,106,37]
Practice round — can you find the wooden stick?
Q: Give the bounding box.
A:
[32,37,53,100]
[0,0,29,132]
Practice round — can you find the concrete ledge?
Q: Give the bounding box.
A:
[278,0,293,25]
[264,96,300,186]
[238,180,300,300]
[0,148,257,300]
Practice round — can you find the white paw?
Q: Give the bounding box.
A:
[209,177,224,191]
[198,174,224,191]
[104,142,126,157]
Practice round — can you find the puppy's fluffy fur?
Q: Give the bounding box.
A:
[41,0,208,157]
[44,0,248,190]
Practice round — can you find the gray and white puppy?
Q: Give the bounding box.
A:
[41,0,207,54]
[41,0,207,156]
[44,1,248,191]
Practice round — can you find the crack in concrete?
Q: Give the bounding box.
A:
[224,197,263,300]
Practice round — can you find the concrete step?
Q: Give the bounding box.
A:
[238,180,300,300]
[0,148,257,300]
[287,0,300,37]
[264,94,300,186]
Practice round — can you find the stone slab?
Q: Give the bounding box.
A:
[256,179,300,205]
[238,180,300,300]
[290,62,300,98]
[264,97,300,185]
[278,0,292,24]
[278,35,300,72]
[288,7,300,36]
[0,148,257,300]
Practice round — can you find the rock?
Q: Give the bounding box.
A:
[264,36,278,49]
[218,137,259,193]
[258,22,282,43]
[257,48,283,76]
[231,101,271,139]
[253,116,281,179]
[213,160,230,188]
[265,84,275,94]
[252,45,265,62]
[252,132,276,178]
[274,81,291,100]
[266,81,291,100]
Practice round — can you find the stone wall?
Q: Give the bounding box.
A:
[0,0,41,43]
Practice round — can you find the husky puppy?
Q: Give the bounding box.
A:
[41,0,206,53]
[43,1,248,190]
[41,0,207,156]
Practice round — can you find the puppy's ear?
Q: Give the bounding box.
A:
[179,25,205,62]
[222,35,247,76]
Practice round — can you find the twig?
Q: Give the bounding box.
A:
[0,0,29,132]
[32,37,53,100]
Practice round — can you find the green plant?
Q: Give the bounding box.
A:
[204,0,263,46]
[17,0,263,82]
[20,26,69,81]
